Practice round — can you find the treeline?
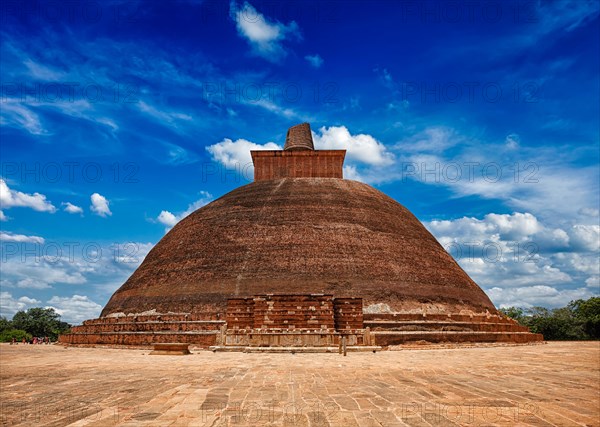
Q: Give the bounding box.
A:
[500,297,600,340]
[0,307,71,342]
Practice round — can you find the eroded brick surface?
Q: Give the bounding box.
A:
[101,178,499,317]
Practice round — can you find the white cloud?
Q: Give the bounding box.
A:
[90,193,112,217]
[206,137,281,171]
[486,286,596,309]
[374,67,394,89]
[579,207,600,217]
[393,126,600,224]
[343,165,365,182]
[505,133,520,149]
[426,212,599,308]
[0,210,6,221]
[399,127,462,153]
[230,1,301,62]
[0,102,47,135]
[0,232,45,244]
[313,126,394,166]
[62,202,83,215]
[23,58,65,80]
[250,98,307,121]
[0,258,87,287]
[569,225,600,252]
[157,191,214,231]
[16,278,52,290]
[137,101,192,131]
[46,295,102,325]
[305,54,323,68]
[157,210,178,227]
[0,178,56,212]
[1,241,154,304]
[206,126,394,183]
[585,276,599,289]
[0,291,41,319]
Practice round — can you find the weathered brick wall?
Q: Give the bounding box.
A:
[226,295,365,331]
[333,298,364,330]
[59,314,224,347]
[226,298,254,329]
[363,313,518,324]
[373,331,544,346]
[251,150,345,181]
[252,294,335,330]
[59,332,218,346]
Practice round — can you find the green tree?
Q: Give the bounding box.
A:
[11,308,71,340]
[569,297,600,339]
[0,329,32,343]
[0,316,12,332]
[502,298,600,340]
[499,307,524,322]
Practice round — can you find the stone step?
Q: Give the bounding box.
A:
[71,321,225,333]
[372,331,544,345]
[363,313,515,324]
[59,331,219,346]
[365,321,529,333]
[209,346,383,353]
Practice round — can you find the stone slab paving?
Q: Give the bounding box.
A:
[0,342,598,426]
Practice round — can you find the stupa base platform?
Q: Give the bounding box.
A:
[59,309,543,348]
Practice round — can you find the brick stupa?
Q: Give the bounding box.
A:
[60,123,542,348]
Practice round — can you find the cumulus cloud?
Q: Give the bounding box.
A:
[62,202,83,215]
[157,210,178,227]
[46,295,103,325]
[206,126,394,183]
[1,241,154,303]
[230,1,301,62]
[0,210,6,221]
[0,232,45,244]
[0,178,56,212]
[305,54,323,68]
[0,258,87,288]
[157,191,213,231]
[426,212,600,308]
[90,193,111,217]
[313,126,395,166]
[0,292,41,318]
[16,278,52,290]
[206,138,281,171]
[569,225,600,252]
[486,286,596,309]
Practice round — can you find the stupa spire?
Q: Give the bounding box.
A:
[284,122,314,151]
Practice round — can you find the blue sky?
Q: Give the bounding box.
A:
[1,0,598,323]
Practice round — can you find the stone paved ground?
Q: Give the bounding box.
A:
[0,342,598,426]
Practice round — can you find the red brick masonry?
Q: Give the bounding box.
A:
[226,294,362,330]
[59,298,542,348]
[251,150,346,181]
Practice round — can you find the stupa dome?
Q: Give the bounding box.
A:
[102,177,496,317]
